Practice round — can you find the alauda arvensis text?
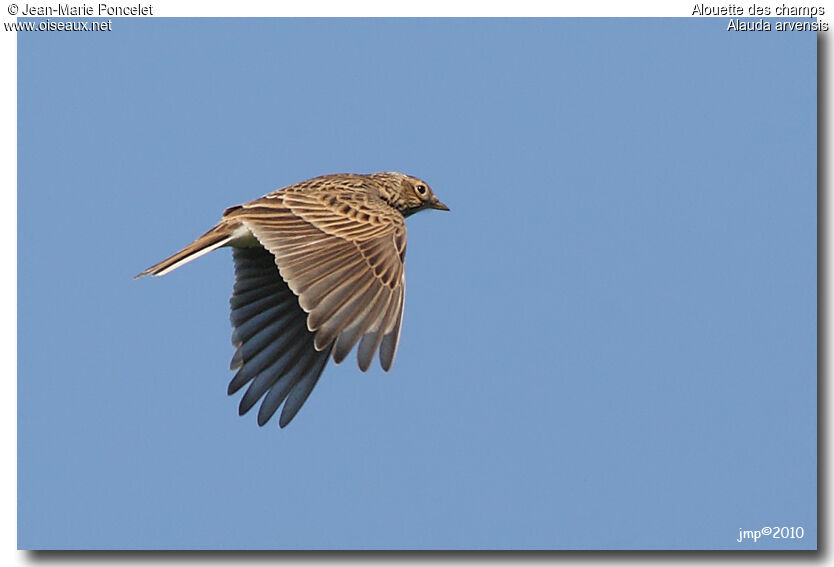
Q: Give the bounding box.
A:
[137,172,449,427]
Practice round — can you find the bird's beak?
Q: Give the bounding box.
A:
[430,199,450,211]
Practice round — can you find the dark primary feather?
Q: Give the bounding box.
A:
[229,246,332,427]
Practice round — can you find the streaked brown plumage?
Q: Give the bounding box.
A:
[137,172,448,427]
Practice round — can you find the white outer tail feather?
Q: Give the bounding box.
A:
[152,235,234,276]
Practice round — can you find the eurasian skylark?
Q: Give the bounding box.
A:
[137,172,448,427]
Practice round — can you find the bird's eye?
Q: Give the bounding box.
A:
[415,184,427,195]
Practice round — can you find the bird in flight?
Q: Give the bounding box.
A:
[137,172,449,427]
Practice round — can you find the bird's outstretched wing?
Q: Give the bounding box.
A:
[227,187,406,373]
[228,246,332,427]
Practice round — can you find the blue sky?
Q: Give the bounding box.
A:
[18,18,816,549]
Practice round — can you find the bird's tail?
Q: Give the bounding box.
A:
[135,223,238,278]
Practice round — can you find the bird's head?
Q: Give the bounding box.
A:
[373,172,450,217]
